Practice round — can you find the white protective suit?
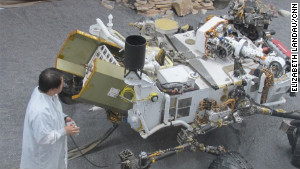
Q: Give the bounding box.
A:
[20,87,68,169]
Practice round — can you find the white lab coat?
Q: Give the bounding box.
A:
[20,87,68,169]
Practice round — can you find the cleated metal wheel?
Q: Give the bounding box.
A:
[286,125,297,148]
[213,0,231,9]
[209,151,254,169]
[268,61,283,78]
[58,71,83,105]
[290,127,300,168]
[58,92,78,105]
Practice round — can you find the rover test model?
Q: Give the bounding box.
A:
[55,1,300,168]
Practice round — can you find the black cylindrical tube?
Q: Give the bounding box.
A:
[124,35,146,71]
[272,111,300,120]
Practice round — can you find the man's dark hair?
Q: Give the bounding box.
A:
[38,68,63,93]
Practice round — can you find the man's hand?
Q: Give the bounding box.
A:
[64,125,80,136]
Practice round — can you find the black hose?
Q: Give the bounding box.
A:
[244,94,300,120]
[231,92,295,118]
[68,124,119,155]
[68,123,119,167]
[272,111,300,120]
[70,136,109,168]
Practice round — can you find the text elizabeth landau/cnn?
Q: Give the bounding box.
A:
[291,3,298,92]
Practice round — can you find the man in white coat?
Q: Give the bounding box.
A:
[20,68,80,169]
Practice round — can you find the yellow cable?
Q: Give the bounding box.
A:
[135,97,149,102]
[120,87,158,103]
[120,85,135,102]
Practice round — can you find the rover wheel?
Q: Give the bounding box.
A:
[291,127,300,168]
[287,126,296,148]
[287,132,295,147]
[213,0,231,9]
[58,71,82,105]
[269,61,283,78]
[209,151,254,169]
[58,92,78,105]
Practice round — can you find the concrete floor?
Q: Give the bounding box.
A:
[0,0,299,169]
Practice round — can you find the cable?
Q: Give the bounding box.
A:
[68,124,120,168]
[67,103,121,167]
[69,136,108,168]
[244,94,275,112]
[68,124,119,156]
[245,94,300,118]
[120,85,135,103]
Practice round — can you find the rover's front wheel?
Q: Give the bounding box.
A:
[291,127,300,167]
[209,151,254,169]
